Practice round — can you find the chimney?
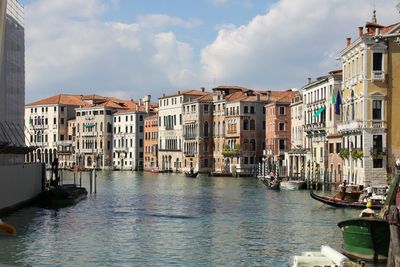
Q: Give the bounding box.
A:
[358,26,363,37]
[144,95,151,113]
[375,27,380,36]
[307,77,312,84]
[267,90,271,102]
[163,93,165,97]
[346,37,351,46]
[178,90,181,94]
[201,87,205,92]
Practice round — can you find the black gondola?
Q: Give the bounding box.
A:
[185,171,198,178]
[310,191,383,210]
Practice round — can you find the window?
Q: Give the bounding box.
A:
[140,115,143,121]
[244,106,248,113]
[279,139,285,150]
[53,118,56,124]
[139,126,143,133]
[204,104,209,112]
[243,119,249,130]
[244,157,249,164]
[372,100,382,120]
[204,121,209,137]
[61,118,64,125]
[61,106,64,112]
[53,134,57,142]
[139,139,143,147]
[246,120,254,131]
[279,122,285,131]
[279,106,285,115]
[372,135,383,168]
[329,143,334,154]
[373,52,383,71]
[204,159,208,167]
[250,106,255,114]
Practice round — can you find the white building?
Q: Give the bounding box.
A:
[302,71,342,185]
[112,96,151,170]
[24,94,89,166]
[158,89,207,172]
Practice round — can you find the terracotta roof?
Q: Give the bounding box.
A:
[89,99,127,109]
[115,105,147,114]
[193,93,214,102]
[160,89,208,98]
[27,94,89,107]
[81,94,106,101]
[213,85,250,92]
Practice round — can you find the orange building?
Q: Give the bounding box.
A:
[144,114,159,171]
[264,90,298,176]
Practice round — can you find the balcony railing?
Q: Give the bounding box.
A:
[31,142,48,147]
[114,147,128,152]
[368,120,387,129]
[81,131,97,137]
[31,124,49,130]
[372,70,384,81]
[57,140,73,147]
[337,120,363,132]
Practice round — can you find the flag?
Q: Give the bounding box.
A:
[335,91,342,115]
[332,93,336,104]
[313,106,326,118]
[29,116,33,125]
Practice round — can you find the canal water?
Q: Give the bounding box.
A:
[0,171,362,266]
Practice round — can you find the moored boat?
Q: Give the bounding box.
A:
[337,218,390,262]
[37,184,88,209]
[185,171,198,178]
[310,191,383,209]
[260,177,280,190]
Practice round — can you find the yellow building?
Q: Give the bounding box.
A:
[338,11,400,185]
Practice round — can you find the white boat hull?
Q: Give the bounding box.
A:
[280,181,306,190]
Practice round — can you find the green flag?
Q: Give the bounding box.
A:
[332,93,336,104]
[29,116,33,125]
[313,106,326,118]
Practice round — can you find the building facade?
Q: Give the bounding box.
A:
[25,94,88,166]
[303,72,341,186]
[338,13,398,185]
[144,114,159,172]
[182,93,214,173]
[157,89,207,172]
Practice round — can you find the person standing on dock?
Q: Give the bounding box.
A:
[50,158,59,187]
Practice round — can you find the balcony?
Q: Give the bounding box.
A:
[31,142,48,147]
[79,148,98,154]
[31,124,48,130]
[367,120,387,129]
[372,70,384,81]
[114,147,128,152]
[57,140,73,146]
[337,120,363,133]
[81,131,97,137]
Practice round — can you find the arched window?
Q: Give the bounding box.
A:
[250,139,256,151]
[250,119,255,130]
[204,121,209,136]
[107,122,112,133]
[243,119,249,130]
[244,139,249,151]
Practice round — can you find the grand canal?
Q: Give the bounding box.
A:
[0,171,361,266]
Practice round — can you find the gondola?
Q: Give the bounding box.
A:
[310,191,383,210]
[261,178,280,190]
[185,171,198,178]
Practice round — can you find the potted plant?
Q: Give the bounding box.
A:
[351,149,364,160]
[339,148,350,159]
[369,148,386,159]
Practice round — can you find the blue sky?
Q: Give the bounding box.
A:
[19,0,400,102]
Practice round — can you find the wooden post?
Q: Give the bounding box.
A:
[79,171,82,187]
[386,205,400,267]
[73,172,76,185]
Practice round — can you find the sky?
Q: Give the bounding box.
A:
[19,0,400,102]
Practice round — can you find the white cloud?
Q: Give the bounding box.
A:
[200,0,399,89]
[138,14,202,30]
[25,0,199,101]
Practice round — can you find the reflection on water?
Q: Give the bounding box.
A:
[0,171,366,266]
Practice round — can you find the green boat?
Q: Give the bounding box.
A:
[337,217,390,262]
